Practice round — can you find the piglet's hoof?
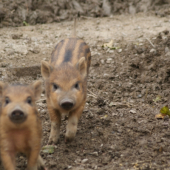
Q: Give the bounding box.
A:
[48,137,58,145]
[65,136,75,143]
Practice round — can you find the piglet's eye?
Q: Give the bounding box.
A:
[26,97,32,105]
[5,97,10,105]
[74,82,79,90]
[53,83,59,90]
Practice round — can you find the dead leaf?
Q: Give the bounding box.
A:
[155,113,166,119]
[103,40,113,48]
[100,115,108,119]
[42,145,55,154]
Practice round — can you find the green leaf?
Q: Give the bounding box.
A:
[23,21,29,26]
[42,145,55,154]
[160,106,170,116]
[153,96,161,102]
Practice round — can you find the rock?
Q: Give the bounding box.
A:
[101,59,105,64]
[40,109,46,114]
[118,49,122,53]
[91,152,98,156]
[129,109,136,114]
[150,49,156,54]
[75,159,81,164]
[29,11,38,25]
[129,3,136,15]
[72,0,84,14]
[106,60,111,64]
[165,47,170,53]
[102,0,111,16]
[29,47,40,54]
[81,159,88,164]
[109,50,114,53]
[138,94,142,98]
[165,51,170,57]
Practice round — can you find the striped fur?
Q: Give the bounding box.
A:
[50,38,91,72]
[41,19,91,144]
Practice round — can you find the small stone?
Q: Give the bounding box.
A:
[94,165,98,169]
[101,59,105,64]
[106,60,111,64]
[165,51,170,57]
[91,152,98,156]
[109,50,114,53]
[118,49,122,53]
[129,109,136,114]
[68,166,72,169]
[30,47,40,54]
[102,0,111,16]
[165,47,169,53]
[138,94,142,98]
[81,159,88,164]
[150,49,156,53]
[96,20,100,24]
[124,93,129,97]
[129,3,136,15]
[40,109,46,114]
[75,159,81,164]
[97,46,102,50]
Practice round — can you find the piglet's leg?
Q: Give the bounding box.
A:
[37,155,46,170]
[65,103,85,143]
[48,106,61,145]
[27,149,39,170]
[1,151,15,170]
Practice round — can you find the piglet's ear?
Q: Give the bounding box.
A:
[76,57,87,79]
[41,61,53,79]
[32,80,42,101]
[0,82,5,97]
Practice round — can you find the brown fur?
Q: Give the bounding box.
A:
[41,20,91,143]
[0,81,45,170]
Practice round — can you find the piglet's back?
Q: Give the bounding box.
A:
[50,38,91,71]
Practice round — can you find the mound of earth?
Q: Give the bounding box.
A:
[1,0,170,27]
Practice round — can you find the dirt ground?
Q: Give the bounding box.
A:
[2,6,170,170]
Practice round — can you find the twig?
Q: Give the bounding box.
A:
[87,94,97,98]
[87,89,98,98]
[36,98,46,103]
[146,38,155,48]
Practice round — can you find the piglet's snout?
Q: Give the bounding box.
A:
[9,107,27,124]
[60,99,75,110]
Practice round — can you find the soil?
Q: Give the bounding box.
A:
[1,2,170,170]
[1,0,170,27]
